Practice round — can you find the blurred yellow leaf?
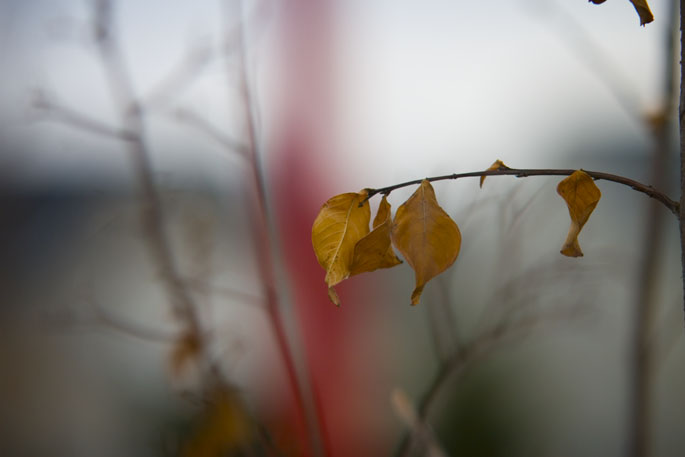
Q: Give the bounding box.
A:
[589,0,653,25]
[391,180,461,305]
[480,159,509,188]
[311,191,370,305]
[350,196,402,276]
[557,170,601,257]
[181,386,254,457]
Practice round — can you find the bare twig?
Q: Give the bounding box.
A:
[363,167,679,216]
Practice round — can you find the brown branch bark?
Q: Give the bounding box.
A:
[364,167,679,216]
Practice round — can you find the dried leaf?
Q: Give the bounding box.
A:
[392,180,461,305]
[589,0,653,25]
[350,196,402,276]
[312,191,370,305]
[557,170,601,257]
[629,0,653,25]
[480,159,509,188]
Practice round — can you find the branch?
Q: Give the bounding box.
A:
[175,108,250,159]
[32,90,133,141]
[363,167,680,217]
[395,305,585,457]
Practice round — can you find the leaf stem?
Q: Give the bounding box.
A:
[363,167,679,217]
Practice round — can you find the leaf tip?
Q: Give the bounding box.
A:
[410,285,424,305]
[328,287,341,307]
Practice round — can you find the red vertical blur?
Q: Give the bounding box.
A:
[270,1,387,456]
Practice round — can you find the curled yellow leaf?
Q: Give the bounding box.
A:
[391,180,461,305]
[350,196,402,276]
[557,170,601,257]
[311,191,370,305]
[480,159,509,188]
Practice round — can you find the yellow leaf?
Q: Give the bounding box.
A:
[589,0,653,25]
[557,170,601,257]
[480,159,509,188]
[391,180,461,305]
[350,196,402,276]
[312,191,370,304]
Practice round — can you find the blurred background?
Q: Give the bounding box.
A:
[0,0,684,456]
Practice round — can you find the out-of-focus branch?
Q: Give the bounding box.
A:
[141,42,213,110]
[32,90,133,140]
[628,2,679,456]
[175,108,250,159]
[225,0,328,455]
[91,0,205,354]
[395,300,587,457]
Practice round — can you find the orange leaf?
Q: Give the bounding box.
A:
[557,170,601,257]
[391,180,461,305]
[311,191,370,305]
[350,196,402,276]
[480,159,509,188]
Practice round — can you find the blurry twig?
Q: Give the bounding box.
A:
[395,301,587,457]
[222,0,328,455]
[87,295,179,342]
[523,0,644,127]
[628,2,678,456]
[175,107,250,158]
[32,90,133,140]
[391,389,449,457]
[141,42,213,111]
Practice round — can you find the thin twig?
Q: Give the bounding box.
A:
[141,42,213,110]
[175,107,250,158]
[362,167,679,216]
[89,296,179,342]
[33,90,133,140]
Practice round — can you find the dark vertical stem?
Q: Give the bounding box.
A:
[229,2,326,456]
[629,3,678,456]
[679,0,685,320]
